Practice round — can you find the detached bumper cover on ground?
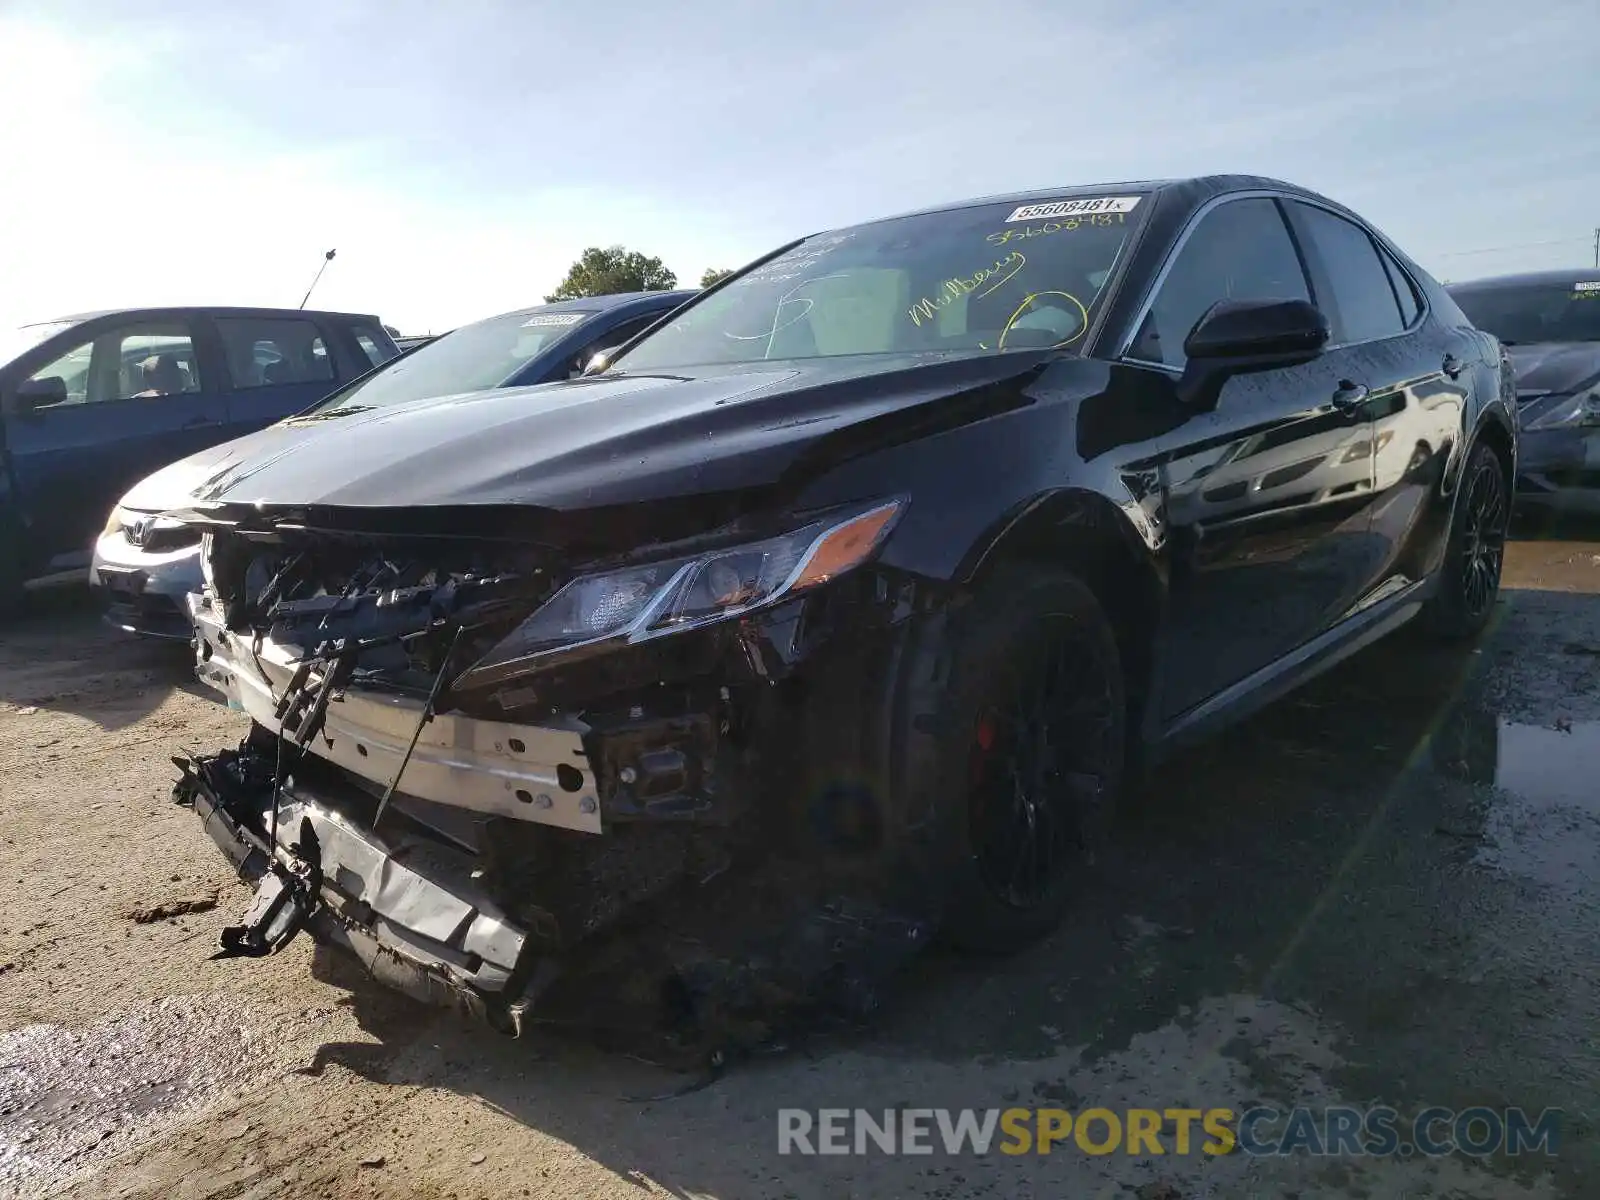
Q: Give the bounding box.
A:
[175,744,551,1028]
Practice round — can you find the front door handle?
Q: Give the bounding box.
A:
[1442,353,1464,379]
[1330,380,1369,413]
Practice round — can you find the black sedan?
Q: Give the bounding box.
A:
[1449,268,1600,499]
[173,175,1516,1041]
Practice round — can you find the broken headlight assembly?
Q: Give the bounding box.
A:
[458,499,903,685]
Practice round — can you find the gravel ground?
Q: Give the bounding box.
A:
[1,528,1597,1199]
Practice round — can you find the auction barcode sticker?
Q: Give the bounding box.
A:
[522,313,587,327]
[1005,196,1141,223]
[1573,281,1600,293]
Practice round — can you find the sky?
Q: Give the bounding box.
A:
[1,0,1596,336]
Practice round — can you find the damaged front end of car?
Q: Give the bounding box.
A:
[174,496,943,1053]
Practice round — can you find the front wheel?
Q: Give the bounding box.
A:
[916,567,1127,953]
[1420,441,1509,641]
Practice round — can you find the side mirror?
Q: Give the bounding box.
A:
[1184,298,1330,363]
[1177,298,1330,410]
[6,376,68,414]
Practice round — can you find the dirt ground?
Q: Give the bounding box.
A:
[2,525,1599,1199]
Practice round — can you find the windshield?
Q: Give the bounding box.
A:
[0,319,79,367]
[306,305,595,415]
[614,195,1146,372]
[1452,281,1600,344]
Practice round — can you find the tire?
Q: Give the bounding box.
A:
[915,565,1126,953]
[1420,441,1509,641]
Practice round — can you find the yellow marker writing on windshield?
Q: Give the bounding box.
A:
[996,291,1090,352]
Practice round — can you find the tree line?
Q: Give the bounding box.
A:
[545,245,734,301]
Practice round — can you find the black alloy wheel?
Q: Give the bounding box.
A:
[1458,452,1508,624]
[967,618,1119,912]
[1421,440,1509,641]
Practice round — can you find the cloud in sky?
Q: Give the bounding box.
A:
[1,0,1595,334]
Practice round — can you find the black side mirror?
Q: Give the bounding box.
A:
[1177,298,1330,409]
[1184,297,1329,363]
[5,376,68,414]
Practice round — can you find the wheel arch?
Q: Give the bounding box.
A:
[957,488,1165,741]
[1470,408,1515,493]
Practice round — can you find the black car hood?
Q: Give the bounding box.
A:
[118,418,332,512]
[185,353,1051,530]
[1507,342,1600,397]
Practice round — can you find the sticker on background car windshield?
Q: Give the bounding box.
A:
[1573,282,1600,293]
[521,313,587,327]
[1005,196,1141,223]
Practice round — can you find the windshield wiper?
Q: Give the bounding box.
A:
[285,405,376,425]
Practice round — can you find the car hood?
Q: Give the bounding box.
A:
[1507,342,1600,397]
[115,390,519,513]
[180,354,1052,522]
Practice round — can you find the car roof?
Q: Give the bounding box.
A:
[27,305,384,328]
[508,290,698,319]
[1446,268,1600,292]
[837,174,1347,229]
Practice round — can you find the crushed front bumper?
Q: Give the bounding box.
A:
[187,594,601,834]
[176,748,553,1029]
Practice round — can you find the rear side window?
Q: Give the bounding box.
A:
[1128,197,1311,370]
[351,322,399,368]
[1289,204,1405,344]
[217,317,335,389]
[1380,249,1421,328]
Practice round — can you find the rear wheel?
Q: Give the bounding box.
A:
[1421,441,1508,641]
[921,567,1126,952]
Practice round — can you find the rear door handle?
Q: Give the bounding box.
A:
[1330,380,1369,413]
[1442,353,1464,379]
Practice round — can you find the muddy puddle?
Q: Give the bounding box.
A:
[0,995,316,1198]
[1473,718,1600,889]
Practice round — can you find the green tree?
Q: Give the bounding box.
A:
[699,267,734,288]
[545,246,676,301]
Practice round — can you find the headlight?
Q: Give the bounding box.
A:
[1521,388,1600,431]
[102,506,132,537]
[459,499,903,684]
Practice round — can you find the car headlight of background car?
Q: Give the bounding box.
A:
[461,499,903,682]
[1520,387,1600,431]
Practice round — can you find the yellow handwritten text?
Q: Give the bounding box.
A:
[995,290,1090,351]
[907,252,1026,326]
[987,212,1126,248]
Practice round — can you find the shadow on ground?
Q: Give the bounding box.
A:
[0,590,199,730]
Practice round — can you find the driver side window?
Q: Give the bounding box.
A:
[1129,198,1312,371]
[25,341,94,406]
[24,321,202,406]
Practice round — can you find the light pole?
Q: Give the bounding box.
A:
[299,249,337,309]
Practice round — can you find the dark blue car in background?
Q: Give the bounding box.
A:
[89,289,695,637]
[0,305,398,610]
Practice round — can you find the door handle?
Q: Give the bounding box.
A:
[1330,380,1369,413]
[1442,353,1464,379]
